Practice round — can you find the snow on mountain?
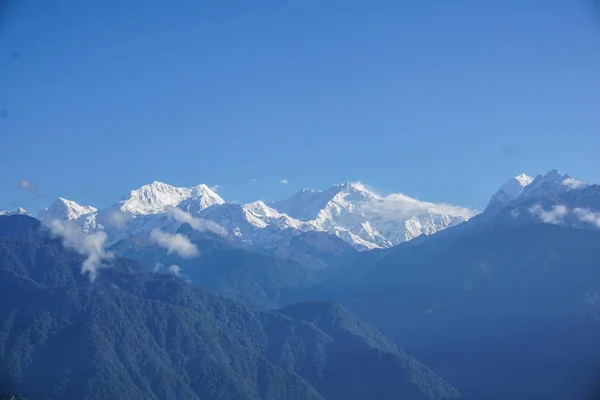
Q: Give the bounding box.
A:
[194,201,307,245]
[38,180,478,251]
[113,181,224,215]
[33,171,594,252]
[0,207,30,216]
[242,201,304,230]
[38,198,97,223]
[486,170,589,214]
[271,183,380,221]
[486,173,534,210]
[519,170,588,200]
[271,182,476,248]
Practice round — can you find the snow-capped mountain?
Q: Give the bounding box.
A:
[486,173,534,211]
[271,182,475,249]
[39,198,97,223]
[486,170,590,215]
[519,170,589,200]
[32,170,597,253]
[38,182,225,246]
[114,181,224,215]
[0,207,30,216]
[475,170,600,232]
[37,180,477,250]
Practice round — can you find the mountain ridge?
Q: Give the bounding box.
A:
[0,213,462,400]
[37,180,476,251]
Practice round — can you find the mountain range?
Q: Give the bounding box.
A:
[2,169,600,400]
[0,214,461,400]
[280,169,600,400]
[33,181,476,251]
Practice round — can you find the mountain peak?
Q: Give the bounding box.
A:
[333,181,374,193]
[520,170,574,200]
[117,181,224,215]
[38,197,97,222]
[514,173,534,187]
[330,182,380,202]
[486,173,534,211]
[0,207,30,216]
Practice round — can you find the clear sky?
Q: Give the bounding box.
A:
[1,0,599,213]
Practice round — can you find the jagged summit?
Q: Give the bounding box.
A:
[486,170,593,214]
[38,197,97,222]
[487,173,534,210]
[514,173,534,187]
[0,207,30,216]
[114,181,224,215]
[43,171,595,251]
[520,170,585,200]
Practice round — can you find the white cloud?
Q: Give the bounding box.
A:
[562,177,588,189]
[48,219,114,282]
[280,179,288,184]
[250,179,257,184]
[363,192,476,221]
[150,229,199,258]
[105,209,131,230]
[573,208,600,228]
[152,263,163,273]
[349,181,373,193]
[165,206,227,235]
[209,184,220,192]
[168,264,182,277]
[528,204,568,224]
[18,179,37,193]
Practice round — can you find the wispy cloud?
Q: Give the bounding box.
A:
[364,192,476,220]
[17,179,37,194]
[168,264,182,277]
[152,263,163,273]
[250,179,257,184]
[104,209,131,230]
[573,208,600,228]
[150,228,198,258]
[47,219,114,282]
[528,204,568,224]
[165,206,226,235]
[562,177,588,190]
[209,184,220,192]
[349,181,375,193]
[280,179,289,184]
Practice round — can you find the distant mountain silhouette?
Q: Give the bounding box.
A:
[283,221,600,399]
[0,214,461,400]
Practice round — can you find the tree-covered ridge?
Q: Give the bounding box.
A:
[0,215,461,400]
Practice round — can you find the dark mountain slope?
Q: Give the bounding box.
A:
[278,301,461,400]
[282,223,600,400]
[261,231,359,272]
[0,215,461,400]
[111,224,315,309]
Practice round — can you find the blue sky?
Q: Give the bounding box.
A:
[1,0,599,213]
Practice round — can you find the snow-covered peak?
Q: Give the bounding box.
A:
[243,201,282,218]
[0,207,30,216]
[520,170,576,200]
[38,197,97,222]
[177,186,226,215]
[269,182,378,222]
[486,173,534,210]
[486,170,590,214]
[39,178,477,251]
[514,174,534,187]
[114,181,224,215]
[331,182,380,203]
